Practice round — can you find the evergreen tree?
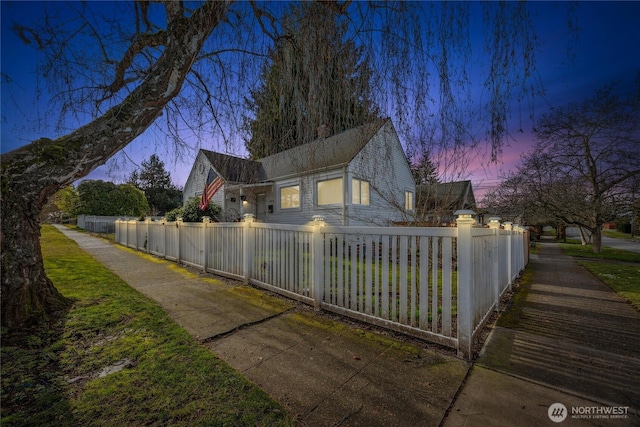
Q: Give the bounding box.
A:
[129,154,182,215]
[244,2,380,159]
[411,152,439,185]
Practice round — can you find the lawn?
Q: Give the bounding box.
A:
[1,225,293,426]
[558,241,640,310]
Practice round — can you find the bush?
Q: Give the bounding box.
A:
[165,197,220,222]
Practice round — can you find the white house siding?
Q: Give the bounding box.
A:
[183,120,414,226]
[182,153,228,216]
[347,121,415,226]
[183,152,210,204]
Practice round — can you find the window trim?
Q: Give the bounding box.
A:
[351,178,370,206]
[279,184,301,210]
[316,177,344,206]
[404,190,414,211]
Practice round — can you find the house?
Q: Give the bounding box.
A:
[182,119,416,226]
[414,180,476,226]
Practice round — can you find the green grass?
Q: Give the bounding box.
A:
[602,230,633,240]
[558,240,640,263]
[558,240,640,310]
[1,225,293,426]
[576,261,640,310]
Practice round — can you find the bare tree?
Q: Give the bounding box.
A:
[1,1,232,328]
[2,1,544,328]
[486,84,640,252]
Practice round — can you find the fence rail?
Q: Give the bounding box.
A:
[115,214,528,359]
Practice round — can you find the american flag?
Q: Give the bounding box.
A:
[199,169,224,211]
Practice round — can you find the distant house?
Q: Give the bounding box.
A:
[415,180,476,226]
[183,119,416,226]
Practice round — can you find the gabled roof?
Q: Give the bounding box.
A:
[198,118,389,184]
[416,180,476,211]
[258,118,388,180]
[200,151,264,184]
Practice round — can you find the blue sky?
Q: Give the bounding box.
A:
[2,1,639,198]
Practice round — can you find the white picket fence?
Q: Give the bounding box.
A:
[115,214,528,359]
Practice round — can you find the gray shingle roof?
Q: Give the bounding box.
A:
[416,180,476,210]
[199,118,388,183]
[258,119,387,180]
[200,151,265,184]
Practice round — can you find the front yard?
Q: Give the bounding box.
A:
[1,225,293,426]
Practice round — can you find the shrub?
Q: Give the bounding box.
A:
[164,197,220,222]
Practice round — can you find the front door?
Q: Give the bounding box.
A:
[256,194,267,220]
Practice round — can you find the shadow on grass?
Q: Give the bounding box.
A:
[1,315,77,426]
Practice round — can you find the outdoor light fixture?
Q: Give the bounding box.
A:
[454,209,476,218]
[312,215,326,225]
[240,195,247,201]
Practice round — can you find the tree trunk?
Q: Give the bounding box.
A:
[0,0,231,330]
[1,188,70,328]
[592,226,602,253]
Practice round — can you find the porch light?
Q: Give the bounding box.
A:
[312,215,326,226]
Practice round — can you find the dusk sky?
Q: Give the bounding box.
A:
[2,1,639,201]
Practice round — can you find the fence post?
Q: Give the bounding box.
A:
[176,217,183,264]
[455,210,475,361]
[202,216,210,272]
[242,214,255,283]
[504,222,513,289]
[311,215,325,310]
[161,217,167,259]
[145,217,151,253]
[488,217,502,310]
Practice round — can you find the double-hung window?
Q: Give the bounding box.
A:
[404,190,414,211]
[352,178,370,205]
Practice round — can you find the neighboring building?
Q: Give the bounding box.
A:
[415,180,476,226]
[183,119,416,226]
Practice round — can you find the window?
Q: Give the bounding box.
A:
[317,178,343,205]
[280,185,300,209]
[405,191,414,211]
[352,178,370,205]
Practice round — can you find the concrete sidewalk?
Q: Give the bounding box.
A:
[444,242,640,426]
[54,226,640,426]
[53,225,467,426]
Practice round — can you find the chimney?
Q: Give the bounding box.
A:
[317,124,329,140]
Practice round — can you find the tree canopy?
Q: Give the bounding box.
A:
[77,180,150,217]
[244,1,379,159]
[128,154,182,215]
